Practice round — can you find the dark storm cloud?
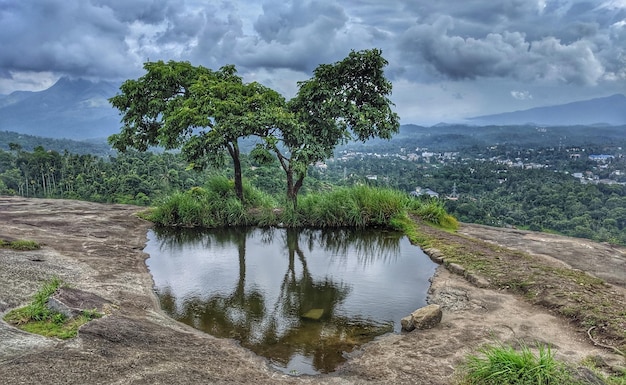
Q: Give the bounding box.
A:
[92,0,168,24]
[399,15,604,85]
[396,0,621,85]
[234,0,350,72]
[0,1,131,78]
[0,0,625,123]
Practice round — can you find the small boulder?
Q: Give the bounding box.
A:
[401,304,442,332]
[447,263,466,276]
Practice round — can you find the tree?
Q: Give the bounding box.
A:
[109,60,285,202]
[111,50,399,208]
[257,49,400,207]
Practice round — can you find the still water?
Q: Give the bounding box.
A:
[145,227,437,375]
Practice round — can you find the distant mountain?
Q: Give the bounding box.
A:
[0,77,122,140]
[468,94,626,126]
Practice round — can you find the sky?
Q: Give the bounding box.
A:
[1,0,625,125]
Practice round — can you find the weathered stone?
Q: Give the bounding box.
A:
[571,367,608,385]
[400,315,415,332]
[424,248,444,263]
[447,262,466,276]
[47,287,111,318]
[401,304,442,332]
[466,273,490,288]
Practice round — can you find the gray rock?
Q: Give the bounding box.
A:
[571,367,607,385]
[466,273,490,288]
[447,263,466,276]
[47,287,110,318]
[401,304,442,332]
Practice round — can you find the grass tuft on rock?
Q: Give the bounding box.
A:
[0,239,41,251]
[3,277,102,339]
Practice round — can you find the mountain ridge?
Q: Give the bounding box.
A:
[0,77,122,140]
[467,94,626,126]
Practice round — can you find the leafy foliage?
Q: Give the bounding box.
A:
[109,60,285,201]
[261,49,400,206]
[109,50,399,206]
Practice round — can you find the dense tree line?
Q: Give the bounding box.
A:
[0,146,200,205]
[2,142,625,245]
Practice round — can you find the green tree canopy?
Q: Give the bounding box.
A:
[109,60,285,201]
[259,48,400,206]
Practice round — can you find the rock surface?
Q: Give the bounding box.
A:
[47,287,112,318]
[1,196,624,385]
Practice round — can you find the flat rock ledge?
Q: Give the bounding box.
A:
[401,304,442,332]
[47,287,112,318]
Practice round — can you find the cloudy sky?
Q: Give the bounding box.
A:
[1,0,625,125]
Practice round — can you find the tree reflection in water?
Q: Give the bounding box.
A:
[148,227,432,374]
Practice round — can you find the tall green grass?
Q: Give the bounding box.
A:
[459,342,580,385]
[147,178,458,230]
[411,198,459,229]
[0,239,41,250]
[147,176,278,227]
[296,186,408,227]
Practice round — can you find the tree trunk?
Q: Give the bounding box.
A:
[286,168,300,209]
[227,142,244,203]
[291,174,305,208]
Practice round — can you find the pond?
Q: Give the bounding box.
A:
[145,227,437,375]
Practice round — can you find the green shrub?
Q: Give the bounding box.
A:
[147,176,277,227]
[295,186,409,228]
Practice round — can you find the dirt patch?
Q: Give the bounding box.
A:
[1,196,624,384]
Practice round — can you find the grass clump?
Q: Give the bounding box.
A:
[296,186,409,228]
[3,277,102,339]
[411,198,459,229]
[146,177,459,231]
[458,342,580,385]
[146,176,277,228]
[0,239,41,250]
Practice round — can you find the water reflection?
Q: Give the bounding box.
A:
[146,227,436,375]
